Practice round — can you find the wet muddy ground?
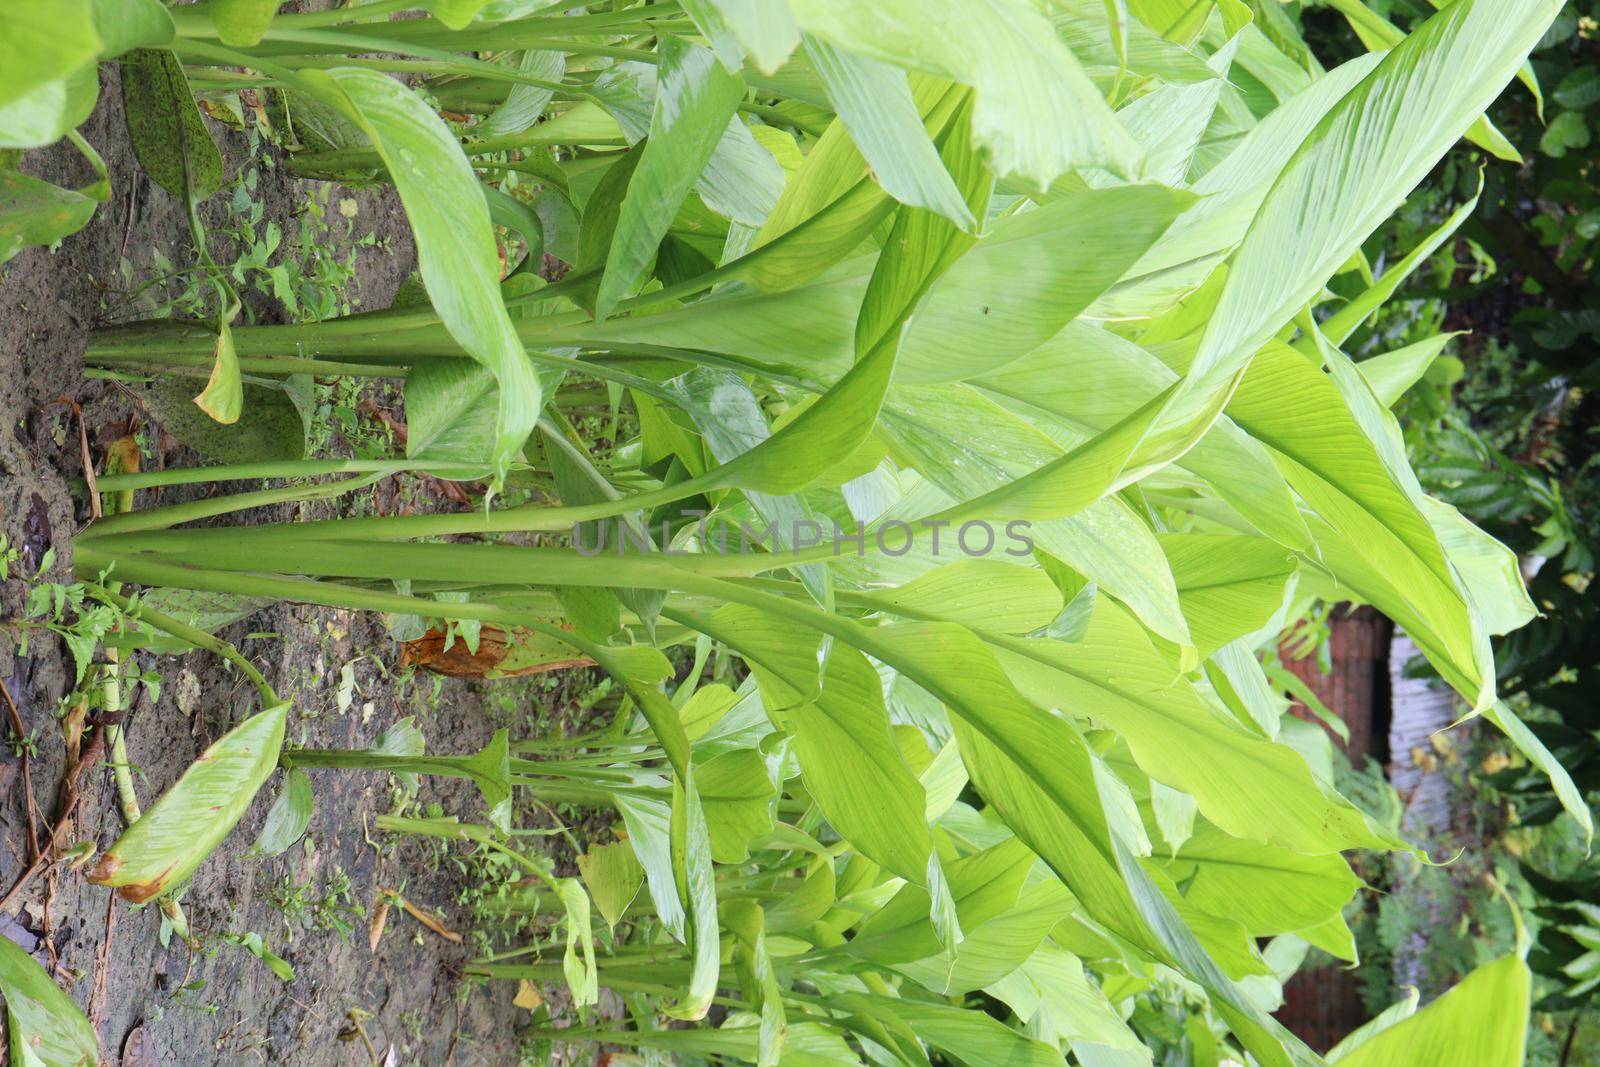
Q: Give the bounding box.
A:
[0,62,566,1066]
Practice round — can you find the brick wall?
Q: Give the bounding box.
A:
[1274,607,1392,1051]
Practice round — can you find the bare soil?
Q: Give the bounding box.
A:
[0,64,554,1066]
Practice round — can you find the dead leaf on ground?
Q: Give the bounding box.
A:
[379,887,462,943]
[369,896,391,953]
[400,625,593,679]
[122,1023,159,1067]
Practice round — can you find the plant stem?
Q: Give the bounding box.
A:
[84,474,385,536]
[93,458,488,491]
[101,654,200,947]
[286,749,480,777]
[374,814,553,882]
[256,0,418,29]
[85,586,281,709]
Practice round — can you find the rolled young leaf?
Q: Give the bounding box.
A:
[89,702,288,902]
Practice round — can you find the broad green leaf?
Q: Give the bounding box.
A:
[590,59,784,230]
[0,155,106,263]
[1335,952,1529,1067]
[1102,33,1236,187]
[543,417,670,637]
[678,682,741,742]
[877,623,1155,948]
[1360,335,1457,409]
[582,273,902,505]
[848,560,1062,635]
[0,935,97,1067]
[89,702,287,902]
[486,48,564,136]
[596,39,745,318]
[403,357,498,466]
[790,0,1144,185]
[0,61,97,150]
[89,0,174,57]
[896,184,1194,383]
[894,880,1075,994]
[697,748,777,863]
[662,367,832,605]
[302,67,539,489]
[762,854,837,934]
[852,88,987,351]
[1160,532,1295,657]
[0,0,99,110]
[120,49,225,204]
[251,766,312,857]
[1048,0,1217,87]
[886,677,1310,1065]
[1228,340,1490,706]
[986,944,1149,1064]
[579,257,868,376]
[1422,495,1535,638]
[1323,0,1524,162]
[684,606,935,885]
[1164,823,1361,957]
[990,599,1401,855]
[1150,777,1196,855]
[831,993,1062,1067]
[879,383,1192,647]
[207,0,280,46]
[577,838,644,930]
[615,792,685,940]
[460,728,513,831]
[803,40,974,229]
[483,183,544,266]
[1208,639,1292,738]
[575,641,693,778]
[1102,52,1383,318]
[1326,989,1419,1063]
[743,119,894,292]
[424,0,492,30]
[976,323,1312,550]
[850,837,1032,964]
[702,0,799,73]
[1128,0,1209,42]
[722,900,787,1066]
[193,321,242,424]
[1186,0,1561,396]
[1319,180,1480,345]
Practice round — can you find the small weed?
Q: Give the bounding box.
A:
[268,860,365,943]
[0,534,21,581]
[105,126,386,326]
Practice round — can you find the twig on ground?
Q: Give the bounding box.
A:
[378,887,462,943]
[0,676,42,865]
[89,890,117,1040]
[0,728,106,915]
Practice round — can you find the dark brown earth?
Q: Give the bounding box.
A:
[0,62,569,1066]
